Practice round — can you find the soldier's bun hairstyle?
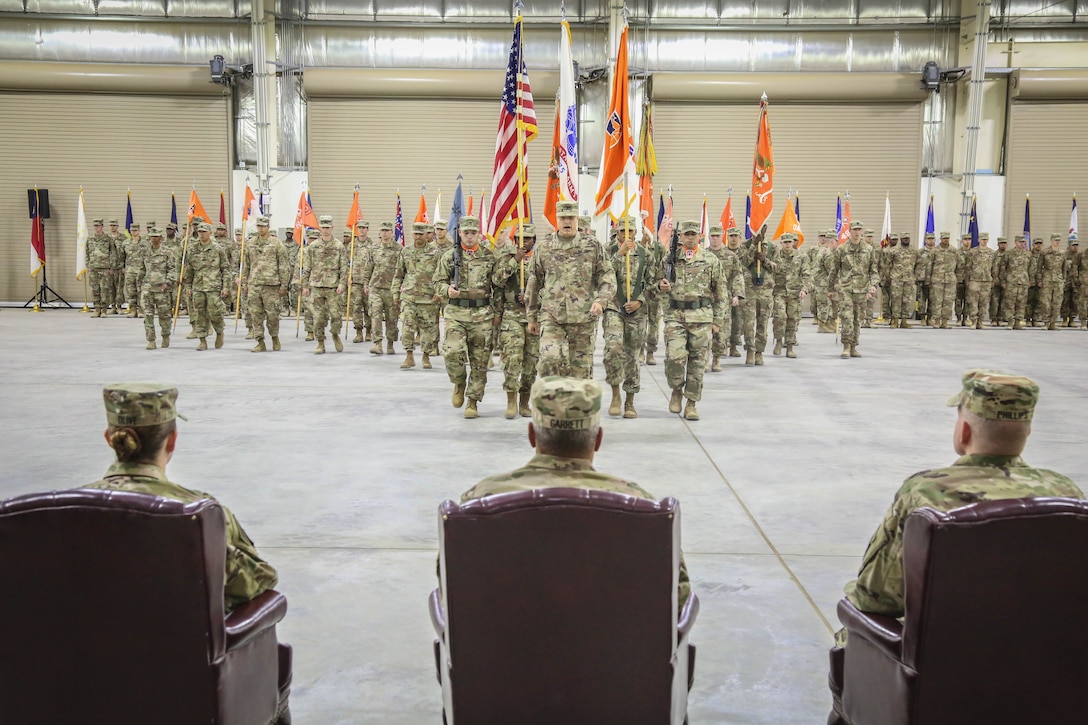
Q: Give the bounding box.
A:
[107,420,176,463]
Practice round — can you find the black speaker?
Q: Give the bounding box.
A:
[28,189,50,219]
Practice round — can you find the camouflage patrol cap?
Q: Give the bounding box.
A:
[1033,237,1043,245]
[108,219,119,225]
[150,228,163,237]
[192,216,206,224]
[947,369,1039,422]
[215,222,227,231]
[900,231,911,238]
[850,221,864,230]
[412,222,428,234]
[979,232,989,241]
[925,232,936,239]
[435,221,447,230]
[961,233,972,240]
[459,216,480,231]
[306,228,320,238]
[255,215,270,226]
[556,201,578,217]
[103,383,185,427]
[1071,239,1080,246]
[616,216,638,230]
[940,231,950,239]
[515,224,536,238]
[318,215,333,228]
[92,218,104,225]
[197,223,212,232]
[679,220,700,234]
[423,223,435,233]
[531,376,602,431]
[726,226,742,236]
[379,221,394,231]
[818,229,830,237]
[129,224,140,231]
[356,220,370,228]
[234,227,241,234]
[145,221,156,229]
[997,237,1007,244]
[1014,234,1026,241]
[343,229,352,238]
[709,225,725,236]
[166,222,178,230]
[1050,233,1063,241]
[781,232,798,243]
[890,233,900,241]
[578,215,593,228]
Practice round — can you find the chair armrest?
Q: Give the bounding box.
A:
[677,592,700,637]
[836,597,903,656]
[429,588,446,639]
[225,590,288,651]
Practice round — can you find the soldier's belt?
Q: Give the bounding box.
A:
[669,299,711,310]
[449,298,491,308]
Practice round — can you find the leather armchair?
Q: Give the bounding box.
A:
[0,488,292,725]
[430,487,699,725]
[833,497,1088,725]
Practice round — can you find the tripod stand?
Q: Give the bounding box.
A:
[24,265,72,310]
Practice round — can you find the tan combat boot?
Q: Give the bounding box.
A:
[729,344,740,357]
[745,349,755,366]
[187,330,199,339]
[505,392,518,419]
[422,353,432,369]
[370,342,384,355]
[305,331,315,341]
[645,350,657,365]
[452,383,465,408]
[754,352,764,365]
[387,341,395,354]
[623,393,637,419]
[841,344,851,359]
[197,337,208,351]
[314,339,326,354]
[518,390,531,417]
[901,318,912,329]
[711,356,722,372]
[464,399,479,419]
[683,399,699,421]
[161,335,170,348]
[850,344,862,358]
[245,329,256,340]
[400,350,416,369]
[1047,321,1057,330]
[146,340,156,350]
[272,336,281,351]
[353,329,364,343]
[609,385,622,416]
[332,331,344,352]
[127,309,137,318]
[785,344,796,358]
[214,332,224,349]
[92,308,101,318]
[251,338,267,353]
[669,388,684,414]
[772,339,782,356]
[974,318,983,330]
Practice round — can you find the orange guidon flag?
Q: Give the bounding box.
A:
[593,24,633,217]
[293,191,319,246]
[241,184,257,221]
[346,190,362,228]
[750,96,774,232]
[415,193,429,224]
[187,189,210,223]
[544,103,562,229]
[773,196,804,246]
[721,195,736,230]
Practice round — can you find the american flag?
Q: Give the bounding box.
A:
[485,15,537,240]
[395,193,404,245]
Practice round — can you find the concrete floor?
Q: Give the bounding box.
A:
[1,307,1086,724]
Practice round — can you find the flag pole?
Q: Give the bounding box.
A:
[514,10,527,285]
[233,199,250,333]
[623,176,632,302]
[79,186,90,312]
[344,183,359,338]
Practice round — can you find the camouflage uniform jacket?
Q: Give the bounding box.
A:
[85,462,279,611]
[525,233,617,325]
[393,242,443,304]
[608,244,659,313]
[1039,247,1067,284]
[665,246,727,327]
[890,245,924,282]
[364,241,402,290]
[349,236,374,283]
[926,245,961,284]
[241,235,290,289]
[434,244,500,323]
[1078,250,1088,284]
[845,454,1083,619]
[708,246,748,299]
[773,247,812,295]
[183,241,231,294]
[88,233,116,270]
[492,246,533,323]
[138,243,177,290]
[1029,249,1043,285]
[108,233,127,269]
[992,248,1008,286]
[956,248,970,282]
[964,246,996,283]
[121,237,148,273]
[738,237,780,289]
[827,241,879,294]
[811,245,833,290]
[302,237,347,289]
[1064,250,1079,288]
[459,452,691,609]
[1003,247,1033,286]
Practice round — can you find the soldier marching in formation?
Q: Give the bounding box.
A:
[393,221,443,369]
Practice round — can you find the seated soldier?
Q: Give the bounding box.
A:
[828,369,1083,724]
[459,375,691,609]
[85,383,279,611]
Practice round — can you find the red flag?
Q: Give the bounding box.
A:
[720,196,736,230]
[750,97,774,233]
[241,184,257,221]
[30,191,45,277]
[219,190,226,224]
[346,190,363,228]
[187,189,210,223]
[293,191,319,246]
[544,104,562,230]
[415,193,429,224]
[594,24,634,217]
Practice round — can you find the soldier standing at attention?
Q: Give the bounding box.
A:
[107,219,127,313]
[433,215,499,419]
[926,231,961,328]
[393,222,443,369]
[963,232,995,328]
[659,220,729,421]
[771,232,810,358]
[955,234,971,325]
[862,229,877,326]
[878,233,896,324]
[493,224,540,419]
[138,229,176,349]
[301,215,347,354]
[183,223,231,351]
[121,224,147,318]
[241,216,290,353]
[827,220,878,358]
[364,221,402,355]
[738,223,777,366]
[990,237,1009,325]
[602,217,659,419]
[1061,237,1079,326]
[163,222,181,257]
[348,220,373,343]
[1026,237,1044,325]
[1038,233,1068,330]
[87,218,116,317]
[1002,234,1032,329]
[525,201,616,380]
[889,233,922,329]
[705,225,746,371]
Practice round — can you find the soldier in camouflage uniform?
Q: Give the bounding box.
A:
[525,201,616,380]
[1075,239,1088,328]
[989,237,1008,325]
[828,369,1083,723]
[827,221,879,358]
[227,227,254,338]
[643,226,666,366]
[877,234,896,323]
[1061,238,1079,325]
[955,234,971,325]
[87,218,117,317]
[723,227,749,352]
[348,221,374,343]
[862,229,877,326]
[1038,233,1067,330]
[1001,234,1032,329]
[889,233,923,328]
[433,215,499,419]
[738,224,778,366]
[434,221,454,253]
[137,229,176,349]
[493,225,540,419]
[659,220,729,421]
[771,232,810,358]
[240,216,290,352]
[393,221,443,369]
[301,215,347,354]
[1026,237,1044,325]
[602,217,659,419]
[916,232,936,324]
[364,221,402,355]
[107,219,127,312]
[120,224,147,317]
[705,226,746,370]
[285,234,301,320]
[926,231,961,328]
[182,223,231,351]
[811,231,836,334]
[86,383,279,611]
[963,232,996,329]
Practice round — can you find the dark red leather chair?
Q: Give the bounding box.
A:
[832,497,1088,725]
[0,489,292,725]
[429,487,699,725]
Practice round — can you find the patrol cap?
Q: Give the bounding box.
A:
[615,216,638,230]
[145,221,156,229]
[197,223,212,232]
[709,224,724,236]
[979,232,990,241]
[356,220,370,228]
[679,220,700,234]
[166,222,178,230]
[412,222,428,234]
[343,229,352,238]
[997,237,1007,244]
[129,224,140,231]
[1014,234,1026,241]
[961,233,972,240]
[850,221,864,230]
[150,228,163,237]
[531,376,602,431]
[1033,237,1043,245]
[940,231,950,239]
[234,227,241,234]
[103,383,186,427]
[435,221,447,230]
[900,231,911,238]
[890,233,900,241]
[515,224,536,238]
[925,232,936,239]
[818,229,829,237]
[318,215,333,228]
[578,215,593,228]
[556,201,578,217]
[459,216,480,231]
[306,228,320,238]
[1071,239,1080,246]
[422,223,435,233]
[108,219,119,225]
[192,216,206,224]
[1050,233,1063,241]
[946,369,1039,422]
[780,232,798,243]
[379,221,394,231]
[93,217,104,225]
[726,226,742,236]
[255,215,270,226]
[215,222,227,231]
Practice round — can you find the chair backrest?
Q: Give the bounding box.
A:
[902,497,1088,722]
[0,488,226,723]
[439,487,680,724]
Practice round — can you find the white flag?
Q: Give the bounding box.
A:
[1071,196,1078,238]
[75,190,88,280]
[433,192,442,225]
[880,194,892,245]
[558,20,579,204]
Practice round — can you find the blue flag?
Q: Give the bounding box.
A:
[448,180,464,237]
[794,195,800,220]
[170,193,178,226]
[835,195,843,239]
[925,196,935,235]
[656,194,665,234]
[1023,196,1031,237]
[969,197,979,248]
[124,192,134,235]
[744,193,753,240]
[395,194,404,244]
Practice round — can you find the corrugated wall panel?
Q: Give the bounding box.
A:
[652,103,923,241]
[0,93,230,304]
[308,98,548,240]
[1004,102,1088,238]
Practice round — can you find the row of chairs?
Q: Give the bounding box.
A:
[2,487,1086,724]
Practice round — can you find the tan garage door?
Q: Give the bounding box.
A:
[0,92,230,304]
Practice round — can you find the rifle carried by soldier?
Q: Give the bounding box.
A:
[665,224,680,283]
[452,232,464,289]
